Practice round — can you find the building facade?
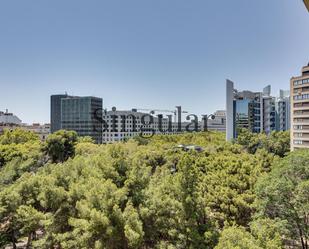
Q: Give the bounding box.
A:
[276,90,290,131]
[51,94,69,133]
[290,64,309,150]
[226,80,290,141]
[102,108,190,143]
[206,110,226,132]
[22,123,51,141]
[51,94,103,143]
[0,110,22,135]
[263,95,276,135]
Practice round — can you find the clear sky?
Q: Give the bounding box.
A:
[0,0,309,124]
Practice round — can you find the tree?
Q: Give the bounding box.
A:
[0,128,39,145]
[215,220,284,249]
[15,205,46,248]
[215,226,262,249]
[77,136,95,144]
[255,149,309,249]
[236,129,290,157]
[0,131,297,248]
[44,130,78,163]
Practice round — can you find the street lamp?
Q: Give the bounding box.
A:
[202,114,215,132]
[304,0,309,12]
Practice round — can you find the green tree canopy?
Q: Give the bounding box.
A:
[44,130,78,163]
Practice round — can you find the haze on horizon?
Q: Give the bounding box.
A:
[0,0,308,124]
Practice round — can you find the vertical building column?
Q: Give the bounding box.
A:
[226,79,234,141]
[290,78,294,151]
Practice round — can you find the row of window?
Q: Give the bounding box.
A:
[293,94,309,100]
[293,78,309,86]
[294,140,303,145]
[293,125,309,130]
[294,110,309,115]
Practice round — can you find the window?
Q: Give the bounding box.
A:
[294,140,303,145]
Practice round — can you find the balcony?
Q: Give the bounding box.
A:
[293,113,309,118]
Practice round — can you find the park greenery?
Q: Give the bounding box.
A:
[0,128,308,249]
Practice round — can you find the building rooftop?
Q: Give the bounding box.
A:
[0,110,22,125]
[302,63,309,75]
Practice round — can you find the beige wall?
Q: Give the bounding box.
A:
[290,65,309,150]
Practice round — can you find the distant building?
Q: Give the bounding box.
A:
[50,94,69,133]
[22,123,50,141]
[263,94,277,135]
[0,109,22,126]
[102,108,188,143]
[0,110,50,140]
[0,110,22,135]
[226,80,290,141]
[206,110,226,132]
[51,94,103,143]
[276,90,290,131]
[290,63,309,150]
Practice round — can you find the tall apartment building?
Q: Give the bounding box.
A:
[51,94,103,143]
[226,80,289,141]
[290,63,309,150]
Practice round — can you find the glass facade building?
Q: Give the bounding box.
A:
[226,80,289,141]
[51,95,103,143]
[50,94,68,133]
[233,94,262,137]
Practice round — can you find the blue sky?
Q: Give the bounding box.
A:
[0,0,308,123]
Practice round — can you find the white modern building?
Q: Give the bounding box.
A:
[102,108,191,143]
[101,107,224,143]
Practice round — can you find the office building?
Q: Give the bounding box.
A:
[51,94,69,133]
[51,94,103,143]
[263,95,276,135]
[226,80,264,140]
[276,90,290,131]
[290,63,309,150]
[226,80,290,141]
[102,108,189,143]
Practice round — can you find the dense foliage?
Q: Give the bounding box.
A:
[0,128,307,249]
